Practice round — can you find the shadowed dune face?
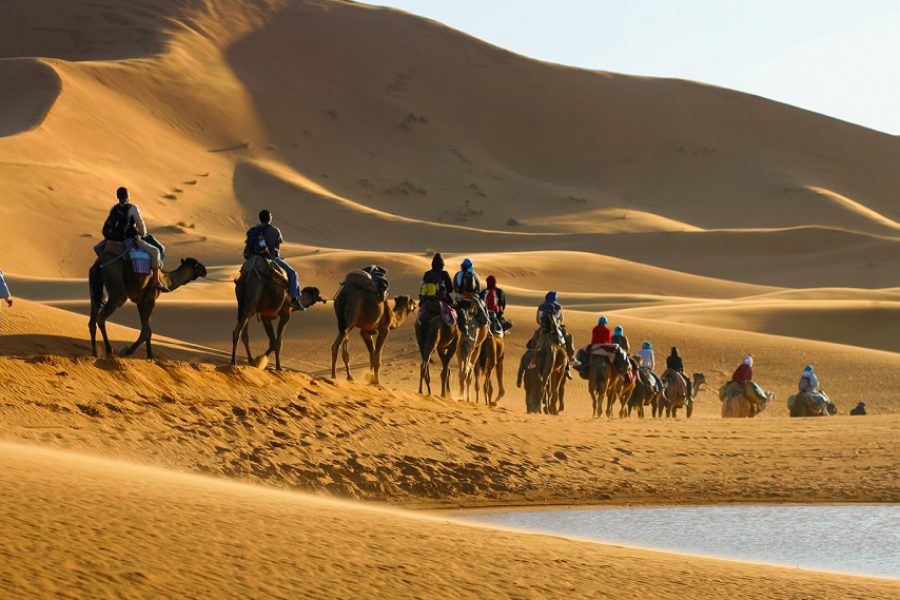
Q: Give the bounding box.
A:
[0,0,899,286]
[0,60,61,137]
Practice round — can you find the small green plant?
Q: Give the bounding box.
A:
[162,194,177,200]
[507,218,520,226]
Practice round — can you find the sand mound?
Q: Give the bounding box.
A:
[1,353,898,507]
[4,442,897,599]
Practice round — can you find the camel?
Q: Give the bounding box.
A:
[415,306,460,398]
[231,257,324,371]
[788,393,836,417]
[609,356,640,418]
[662,370,706,418]
[586,355,617,419]
[517,349,543,414]
[521,328,568,414]
[89,249,206,359]
[474,331,505,406]
[627,368,665,418]
[720,381,772,418]
[455,300,489,401]
[330,282,415,384]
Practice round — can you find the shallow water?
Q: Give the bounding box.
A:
[465,505,900,579]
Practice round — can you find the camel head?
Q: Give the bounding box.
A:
[692,372,706,393]
[177,258,207,282]
[300,286,326,309]
[390,295,416,327]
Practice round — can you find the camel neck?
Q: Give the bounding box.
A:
[163,265,195,292]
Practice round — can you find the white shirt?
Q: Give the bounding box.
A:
[127,204,148,237]
[638,348,655,370]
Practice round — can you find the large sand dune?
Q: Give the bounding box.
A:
[2,0,900,595]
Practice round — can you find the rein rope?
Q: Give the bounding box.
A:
[99,250,128,269]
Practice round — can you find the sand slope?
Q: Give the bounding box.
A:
[4,442,897,599]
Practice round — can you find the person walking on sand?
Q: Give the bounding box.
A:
[0,268,12,308]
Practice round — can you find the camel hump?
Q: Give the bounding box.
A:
[343,267,390,300]
[241,255,288,288]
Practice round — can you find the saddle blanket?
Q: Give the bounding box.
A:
[125,240,152,274]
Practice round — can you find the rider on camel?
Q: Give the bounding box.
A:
[102,187,168,291]
[244,210,304,311]
[0,268,12,308]
[592,316,612,345]
[666,347,692,404]
[453,258,486,338]
[611,325,630,352]
[418,252,455,323]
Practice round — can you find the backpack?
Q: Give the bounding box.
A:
[102,203,135,241]
[245,225,269,257]
[459,271,477,296]
[484,288,500,312]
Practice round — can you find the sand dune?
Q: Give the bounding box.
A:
[3,0,900,595]
[4,442,897,599]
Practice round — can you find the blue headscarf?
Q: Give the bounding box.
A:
[461,258,473,272]
[598,316,608,325]
[642,341,651,350]
[545,291,557,303]
[804,365,814,373]
[614,326,623,335]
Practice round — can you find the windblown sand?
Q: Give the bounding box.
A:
[2,0,900,597]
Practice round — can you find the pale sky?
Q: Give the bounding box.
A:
[367,0,900,134]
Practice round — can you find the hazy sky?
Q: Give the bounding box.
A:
[367,0,900,134]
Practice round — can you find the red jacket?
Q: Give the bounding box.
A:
[731,364,753,383]
[591,325,612,345]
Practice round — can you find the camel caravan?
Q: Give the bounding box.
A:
[81,190,851,419]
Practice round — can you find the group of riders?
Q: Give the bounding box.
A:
[0,187,864,416]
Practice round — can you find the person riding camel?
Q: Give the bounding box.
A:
[0,268,12,308]
[529,291,575,377]
[611,325,630,352]
[731,355,753,384]
[636,340,664,392]
[481,275,512,332]
[453,258,486,338]
[799,364,831,414]
[102,187,168,291]
[666,347,692,403]
[244,210,304,311]
[592,316,612,345]
[418,252,455,323]
[638,341,654,370]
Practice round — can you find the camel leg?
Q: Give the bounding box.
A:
[330,330,349,379]
[96,293,126,357]
[241,327,253,364]
[495,350,505,403]
[441,335,458,398]
[258,317,274,355]
[232,309,254,366]
[360,330,376,383]
[341,336,352,381]
[123,299,150,358]
[273,312,290,371]
[372,328,389,386]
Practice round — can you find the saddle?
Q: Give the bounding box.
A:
[238,255,289,288]
[344,267,389,301]
[93,239,151,274]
